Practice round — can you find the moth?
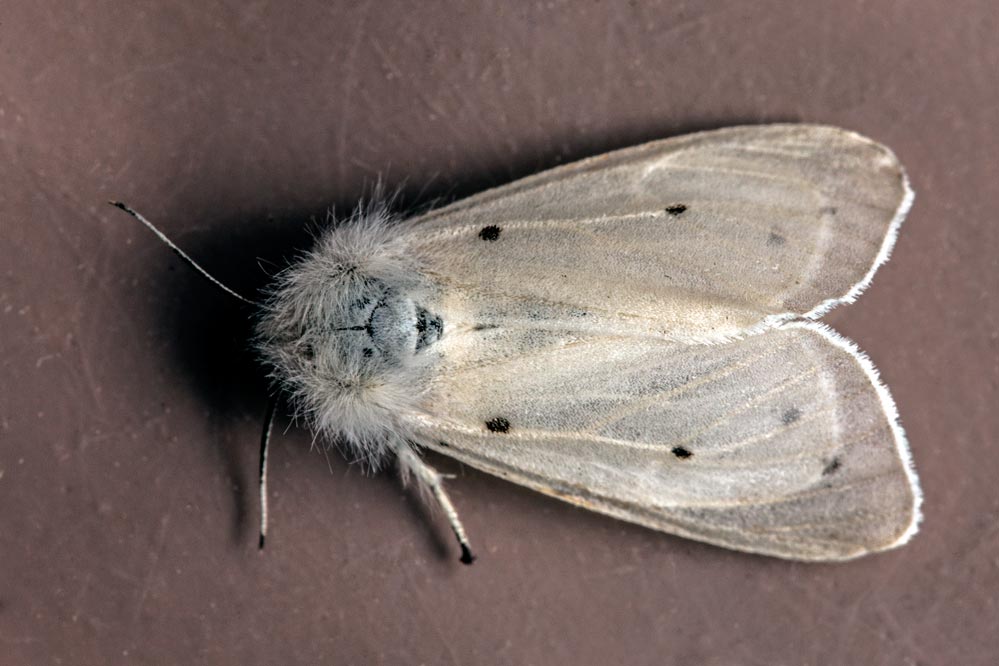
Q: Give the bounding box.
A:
[114,124,921,564]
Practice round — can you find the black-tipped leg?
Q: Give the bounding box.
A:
[394,444,475,567]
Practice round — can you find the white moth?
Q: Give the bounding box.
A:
[115,124,921,564]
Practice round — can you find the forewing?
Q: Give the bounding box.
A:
[404,125,911,341]
[411,323,920,560]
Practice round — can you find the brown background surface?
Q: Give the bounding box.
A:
[2,1,997,664]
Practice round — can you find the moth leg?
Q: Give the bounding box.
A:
[395,444,476,565]
[257,396,278,549]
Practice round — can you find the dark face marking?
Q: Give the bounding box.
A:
[485,417,511,433]
[478,225,502,241]
[665,204,687,216]
[820,206,838,216]
[781,407,802,425]
[768,231,786,246]
[414,307,444,351]
[330,278,445,366]
[822,457,842,476]
[671,446,693,459]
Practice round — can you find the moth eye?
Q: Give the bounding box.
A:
[781,407,802,425]
[671,446,693,459]
[478,225,502,241]
[485,417,511,433]
[822,457,843,476]
[415,307,444,351]
[664,204,687,216]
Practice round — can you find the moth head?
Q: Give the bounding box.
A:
[254,211,440,461]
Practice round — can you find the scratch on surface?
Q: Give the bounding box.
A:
[68,330,106,416]
[70,571,96,623]
[838,588,876,663]
[874,598,930,664]
[35,353,56,368]
[400,566,460,666]
[334,0,373,185]
[370,38,403,81]
[98,59,191,91]
[132,513,171,622]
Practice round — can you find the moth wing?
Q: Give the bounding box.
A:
[412,322,920,560]
[404,124,911,341]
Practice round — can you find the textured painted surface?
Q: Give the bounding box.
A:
[1,1,996,664]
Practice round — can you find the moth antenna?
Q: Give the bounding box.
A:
[396,445,476,565]
[108,201,261,307]
[258,396,278,549]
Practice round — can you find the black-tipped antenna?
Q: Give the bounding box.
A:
[108,201,261,307]
[258,396,277,549]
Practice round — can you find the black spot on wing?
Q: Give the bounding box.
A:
[665,204,687,216]
[822,457,842,476]
[478,225,502,241]
[781,407,802,425]
[485,417,510,433]
[768,231,786,246]
[671,446,693,459]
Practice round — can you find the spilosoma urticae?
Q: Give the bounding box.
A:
[113,124,921,564]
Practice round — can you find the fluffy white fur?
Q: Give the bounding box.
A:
[255,204,430,469]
